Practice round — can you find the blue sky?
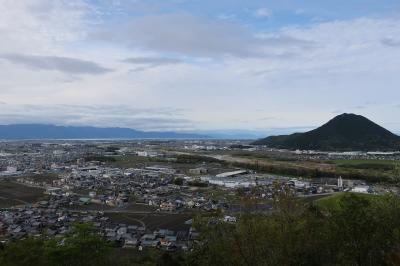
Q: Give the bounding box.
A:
[1,0,400,135]
[87,0,400,27]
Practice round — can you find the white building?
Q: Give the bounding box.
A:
[208,177,256,188]
[137,151,159,157]
[352,185,370,193]
[337,176,343,188]
[216,170,248,178]
[223,215,237,223]
[6,166,17,173]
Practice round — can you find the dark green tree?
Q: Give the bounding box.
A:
[46,223,111,266]
[0,237,48,266]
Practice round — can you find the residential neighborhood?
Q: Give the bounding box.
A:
[0,140,398,253]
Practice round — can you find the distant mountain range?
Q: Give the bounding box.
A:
[0,124,209,139]
[252,113,400,151]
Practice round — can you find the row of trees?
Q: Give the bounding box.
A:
[0,223,112,266]
[188,192,400,266]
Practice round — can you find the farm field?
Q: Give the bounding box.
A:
[0,180,45,208]
[333,159,396,169]
[23,173,59,183]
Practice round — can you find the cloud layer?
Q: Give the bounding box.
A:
[0,54,112,75]
[1,0,400,133]
[0,104,192,131]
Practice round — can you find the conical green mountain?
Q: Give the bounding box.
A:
[252,113,400,151]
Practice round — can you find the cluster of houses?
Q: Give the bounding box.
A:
[12,154,375,217]
[0,198,194,251]
[0,204,103,240]
[109,228,195,251]
[0,140,382,251]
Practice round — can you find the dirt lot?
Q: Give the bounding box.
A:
[120,203,156,212]
[0,181,45,208]
[29,173,59,183]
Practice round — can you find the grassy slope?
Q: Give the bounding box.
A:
[315,192,380,210]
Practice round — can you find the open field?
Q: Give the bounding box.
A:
[0,181,45,208]
[120,203,156,212]
[333,159,396,170]
[314,192,380,210]
[19,173,59,183]
[108,155,194,171]
[105,212,193,231]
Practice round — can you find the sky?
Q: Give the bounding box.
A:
[1,0,400,136]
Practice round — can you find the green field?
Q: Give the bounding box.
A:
[334,159,396,170]
[210,150,400,182]
[315,192,380,210]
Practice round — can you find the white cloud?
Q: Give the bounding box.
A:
[122,57,182,65]
[0,0,88,54]
[93,14,262,58]
[381,37,400,47]
[92,14,310,58]
[122,56,183,71]
[254,8,272,18]
[217,13,236,20]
